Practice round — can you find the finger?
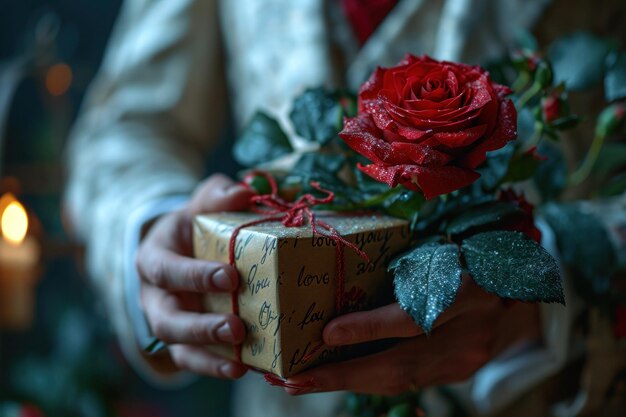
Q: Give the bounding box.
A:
[285,339,419,395]
[448,274,501,315]
[147,307,246,346]
[323,303,424,346]
[169,345,247,379]
[289,316,495,395]
[137,245,239,292]
[141,284,245,345]
[187,173,256,215]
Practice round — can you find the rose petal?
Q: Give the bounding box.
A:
[395,99,477,122]
[403,90,465,111]
[390,142,453,165]
[362,99,396,131]
[396,124,433,141]
[339,115,407,164]
[401,164,480,199]
[421,84,449,101]
[357,163,407,189]
[358,163,480,199]
[431,124,487,148]
[493,83,513,99]
[358,67,386,110]
[458,98,517,168]
[404,109,480,131]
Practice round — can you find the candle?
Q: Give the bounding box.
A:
[0,193,41,329]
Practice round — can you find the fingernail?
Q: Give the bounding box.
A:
[285,386,315,395]
[213,268,234,290]
[216,322,234,343]
[284,378,317,395]
[328,326,352,345]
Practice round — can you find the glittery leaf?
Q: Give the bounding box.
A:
[233,112,293,167]
[290,88,343,145]
[293,153,352,199]
[390,242,462,332]
[383,189,425,221]
[446,201,525,236]
[462,231,564,303]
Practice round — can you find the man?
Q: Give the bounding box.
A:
[65,1,577,416]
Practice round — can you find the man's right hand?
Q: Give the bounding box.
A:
[136,174,255,379]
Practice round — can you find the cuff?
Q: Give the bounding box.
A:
[121,195,196,387]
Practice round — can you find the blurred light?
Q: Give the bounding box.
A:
[1,194,28,245]
[45,63,73,96]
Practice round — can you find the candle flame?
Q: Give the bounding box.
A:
[1,198,28,245]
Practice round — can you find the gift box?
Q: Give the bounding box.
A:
[193,212,410,377]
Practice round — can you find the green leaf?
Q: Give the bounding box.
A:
[550,114,582,131]
[289,87,343,145]
[462,231,564,303]
[599,172,626,197]
[605,51,626,101]
[592,142,626,179]
[476,142,515,190]
[595,103,626,137]
[233,112,293,167]
[390,242,462,332]
[501,150,543,184]
[292,153,351,199]
[382,189,425,220]
[533,142,567,201]
[549,32,616,91]
[244,173,273,195]
[446,201,525,236]
[542,202,616,291]
[388,404,415,417]
[295,152,345,176]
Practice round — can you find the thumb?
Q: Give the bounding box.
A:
[187,174,255,215]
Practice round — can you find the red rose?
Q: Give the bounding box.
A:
[541,95,561,124]
[339,55,517,199]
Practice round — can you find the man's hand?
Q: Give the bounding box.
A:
[284,277,541,394]
[136,174,255,379]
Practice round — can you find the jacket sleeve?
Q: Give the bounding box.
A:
[64,0,225,385]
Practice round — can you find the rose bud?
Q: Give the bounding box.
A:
[511,50,540,73]
[595,103,625,138]
[541,95,561,124]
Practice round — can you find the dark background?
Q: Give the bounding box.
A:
[0,2,232,416]
[1,1,625,417]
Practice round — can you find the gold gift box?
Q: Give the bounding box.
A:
[193,212,410,377]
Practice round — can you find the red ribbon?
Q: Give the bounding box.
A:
[227,171,369,384]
